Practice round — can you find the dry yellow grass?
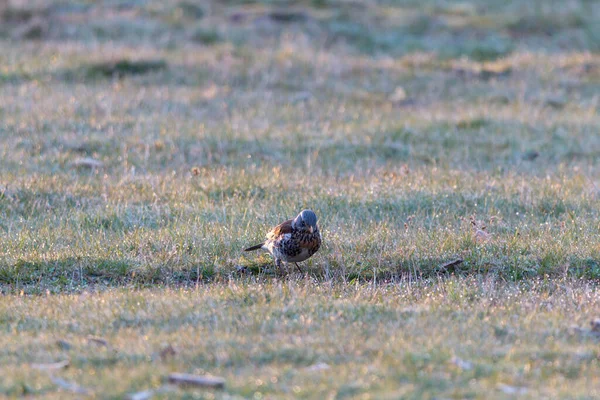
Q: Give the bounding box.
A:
[3,278,600,398]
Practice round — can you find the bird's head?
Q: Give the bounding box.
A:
[292,209,319,234]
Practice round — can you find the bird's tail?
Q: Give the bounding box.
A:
[244,243,264,252]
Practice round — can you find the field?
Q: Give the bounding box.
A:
[1,0,600,398]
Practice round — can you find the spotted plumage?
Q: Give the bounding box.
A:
[244,209,321,273]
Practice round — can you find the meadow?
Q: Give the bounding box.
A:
[1,0,600,398]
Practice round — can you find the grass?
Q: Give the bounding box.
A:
[4,279,600,398]
[0,0,600,397]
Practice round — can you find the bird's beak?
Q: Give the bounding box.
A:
[309,226,314,234]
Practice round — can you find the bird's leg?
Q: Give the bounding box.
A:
[295,262,303,273]
[275,258,284,274]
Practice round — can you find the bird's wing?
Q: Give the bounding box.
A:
[266,219,293,240]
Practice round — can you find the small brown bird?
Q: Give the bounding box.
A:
[244,209,321,273]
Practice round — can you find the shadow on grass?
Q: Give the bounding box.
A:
[71,59,169,80]
[0,257,216,293]
[3,252,598,294]
[0,59,170,86]
[322,255,600,283]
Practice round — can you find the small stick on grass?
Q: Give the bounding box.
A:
[87,336,109,346]
[437,259,464,274]
[31,359,70,371]
[168,373,225,389]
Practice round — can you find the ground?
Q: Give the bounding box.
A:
[1,0,600,398]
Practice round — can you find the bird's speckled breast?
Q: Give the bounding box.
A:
[273,229,321,262]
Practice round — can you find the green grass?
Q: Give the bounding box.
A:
[3,279,600,398]
[1,0,600,397]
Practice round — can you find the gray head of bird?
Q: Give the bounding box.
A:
[292,209,319,234]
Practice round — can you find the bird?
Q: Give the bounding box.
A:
[244,209,321,273]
